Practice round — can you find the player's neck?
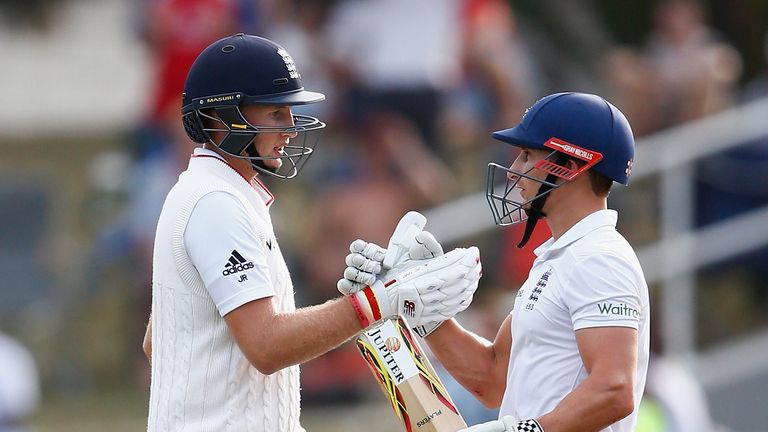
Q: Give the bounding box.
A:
[203,144,257,181]
[545,192,607,240]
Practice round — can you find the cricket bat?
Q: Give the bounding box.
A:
[355,317,467,432]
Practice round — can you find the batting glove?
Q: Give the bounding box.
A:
[338,211,443,295]
[348,247,481,329]
[460,417,544,432]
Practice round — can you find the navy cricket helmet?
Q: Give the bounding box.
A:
[182,33,326,179]
[485,92,635,246]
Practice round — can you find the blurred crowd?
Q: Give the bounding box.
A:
[2,0,768,430]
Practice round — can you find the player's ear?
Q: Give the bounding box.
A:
[565,157,581,171]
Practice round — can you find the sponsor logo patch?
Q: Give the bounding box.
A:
[385,337,401,353]
[402,300,416,317]
[597,302,640,319]
[222,249,254,276]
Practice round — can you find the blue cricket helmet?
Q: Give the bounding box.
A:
[182,33,324,112]
[492,92,635,185]
[181,33,326,179]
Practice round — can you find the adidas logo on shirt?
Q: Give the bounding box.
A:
[222,249,254,276]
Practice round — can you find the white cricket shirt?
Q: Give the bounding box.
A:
[500,210,650,432]
[148,148,302,432]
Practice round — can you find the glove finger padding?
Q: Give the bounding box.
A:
[349,239,387,262]
[339,240,386,296]
[343,266,377,287]
[337,278,366,295]
[410,231,444,260]
[346,253,382,274]
[383,211,428,270]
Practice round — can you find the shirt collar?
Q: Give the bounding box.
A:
[191,147,227,162]
[533,209,618,257]
[190,148,275,207]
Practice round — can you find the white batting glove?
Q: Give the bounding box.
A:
[338,240,387,295]
[337,211,443,295]
[460,416,544,432]
[348,247,481,329]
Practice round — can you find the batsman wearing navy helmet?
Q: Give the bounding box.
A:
[143,34,482,431]
[397,93,649,432]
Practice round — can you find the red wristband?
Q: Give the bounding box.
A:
[348,294,370,328]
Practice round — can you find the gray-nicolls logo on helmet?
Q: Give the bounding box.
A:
[181,33,326,179]
[485,92,635,247]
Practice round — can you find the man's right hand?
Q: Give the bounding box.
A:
[347,246,481,329]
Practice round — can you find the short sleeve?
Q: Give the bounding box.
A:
[565,253,643,331]
[185,191,275,316]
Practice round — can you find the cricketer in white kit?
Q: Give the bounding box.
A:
[143,33,483,432]
[342,93,651,432]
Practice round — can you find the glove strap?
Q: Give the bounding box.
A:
[350,282,385,328]
[516,419,544,432]
[413,321,444,338]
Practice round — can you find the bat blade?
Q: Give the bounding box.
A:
[356,318,466,432]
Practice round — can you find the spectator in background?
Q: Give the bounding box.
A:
[606,0,742,138]
[326,0,462,152]
[440,0,540,187]
[604,48,662,138]
[455,0,537,130]
[645,0,742,129]
[0,333,39,432]
[648,0,741,127]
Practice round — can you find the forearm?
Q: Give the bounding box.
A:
[234,297,363,375]
[425,319,505,406]
[537,370,634,431]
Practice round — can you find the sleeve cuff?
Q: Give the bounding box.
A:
[218,286,275,316]
[573,318,638,331]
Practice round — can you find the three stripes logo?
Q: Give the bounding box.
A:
[222,249,254,276]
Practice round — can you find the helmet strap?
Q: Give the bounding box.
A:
[517,154,569,248]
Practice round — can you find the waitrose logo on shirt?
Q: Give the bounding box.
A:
[597,302,640,319]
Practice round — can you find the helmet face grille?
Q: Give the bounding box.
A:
[197,107,326,180]
[485,153,563,227]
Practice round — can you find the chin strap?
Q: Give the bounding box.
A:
[517,155,569,248]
